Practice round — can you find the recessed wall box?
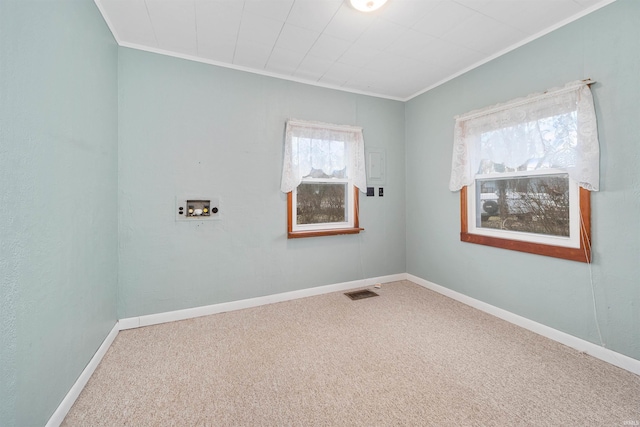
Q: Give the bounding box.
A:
[366,149,386,186]
[176,197,220,221]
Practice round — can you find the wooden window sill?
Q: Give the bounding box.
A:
[288,228,364,239]
[460,232,590,263]
[460,186,591,263]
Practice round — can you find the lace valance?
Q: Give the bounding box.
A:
[280,120,367,193]
[449,81,600,191]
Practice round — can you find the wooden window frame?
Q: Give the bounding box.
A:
[287,186,363,239]
[460,186,591,263]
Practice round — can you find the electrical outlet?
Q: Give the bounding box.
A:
[176,197,220,221]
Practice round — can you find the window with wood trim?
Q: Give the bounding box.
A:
[449,81,599,262]
[460,177,591,263]
[287,185,361,238]
[281,120,366,239]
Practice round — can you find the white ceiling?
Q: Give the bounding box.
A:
[95,0,613,101]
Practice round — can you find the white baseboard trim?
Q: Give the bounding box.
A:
[407,273,640,376]
[119,273,407,330]
[47,272,639,427]
[46,322,119,427]
[46,274,406,426]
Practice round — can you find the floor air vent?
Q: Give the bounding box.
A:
[344,289,379,300]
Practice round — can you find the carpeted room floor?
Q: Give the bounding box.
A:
[62,280,640,426]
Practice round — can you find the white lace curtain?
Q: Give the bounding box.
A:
[449,80,600,192]
[280,120,367,193]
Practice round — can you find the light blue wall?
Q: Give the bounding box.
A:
[406,0,640,360]
[0,1,119,425]
[2,0,638,424]
[117,48,406,318]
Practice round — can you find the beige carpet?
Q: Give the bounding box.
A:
[63,281,640,426]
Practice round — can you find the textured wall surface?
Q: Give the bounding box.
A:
[0,1,119,425]
[117,48,406,318]
[406,0,640,360]
[2,0,638,424]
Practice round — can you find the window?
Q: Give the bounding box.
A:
[281,120,366,238]
[450,81,600,262]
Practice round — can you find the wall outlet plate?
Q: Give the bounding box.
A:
[176,197,221,221]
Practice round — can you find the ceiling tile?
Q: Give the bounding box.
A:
[354,60,448,98]
[383,29,437,61]
[233,41,272,69]
[319,62,361,86]
[99,0,156,46]
[195,1,243,34]
[294,55,334,81]
[369,62,451,97]
[381,0,443,28]
[265,47,305,75]
[344,67,385,92]
[274,23,320,54]
[145,0,198,54]
[572,0,604,6]
[441,13,527,54]
[323,4,375,42]
[286,0,343,33]
[307,34,352,62]
[195,0,242,59]
[237,12,285,47]
[412,1,476,37]
[479,0,582,34]
[244,0,294,21]
[366,51,428,76]
[370,79,420,99]
[97,0,611,99]
[197,38,236,63]
[337,42,382,68]
[451,0,492,12]
[356,18,407,50]
[417,37,485,70]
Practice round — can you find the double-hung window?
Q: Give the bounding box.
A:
[449,81,600,262]
[281,120,367,238]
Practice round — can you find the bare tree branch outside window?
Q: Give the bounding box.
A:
[478,175,570,237]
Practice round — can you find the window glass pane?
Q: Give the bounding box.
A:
[297,183,347,225]
[476,174,570,237]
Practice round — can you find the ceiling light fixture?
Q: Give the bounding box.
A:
[349,0,388,13]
